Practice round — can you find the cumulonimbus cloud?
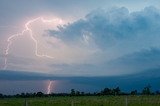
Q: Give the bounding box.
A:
[47,6,160,76]
[50,6,160,49]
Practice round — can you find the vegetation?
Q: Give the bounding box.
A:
[0,85,160,106]
[0,95,160,106]
[0,85,160,98]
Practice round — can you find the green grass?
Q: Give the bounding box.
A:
[0,95,160,106]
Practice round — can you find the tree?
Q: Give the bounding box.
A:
[114,87,121,95]
[101,88,111,95]
[36,92,44,97]
[25,93,31,97]
[20,93,25,98]
[71,89,75,96]
[76,90,80,96]
[0,93,3,98]
[142,85,151,95]
[81,92,84,96]
[131,90,137,95]
[156,90,160,95]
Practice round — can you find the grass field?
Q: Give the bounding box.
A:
[0,95,160,106]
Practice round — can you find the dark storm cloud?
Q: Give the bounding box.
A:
[47,7,160,75]
[105,48,160,74]
[49,48,160,76]
[50,6,160,49]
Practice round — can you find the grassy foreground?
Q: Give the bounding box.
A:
[0,95,160,106]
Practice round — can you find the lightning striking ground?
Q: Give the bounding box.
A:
[3,17,62,70]
[47,80,53,94]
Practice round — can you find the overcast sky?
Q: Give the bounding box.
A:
[1,0,160,76]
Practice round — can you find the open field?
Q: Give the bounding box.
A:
[0,95,160,106]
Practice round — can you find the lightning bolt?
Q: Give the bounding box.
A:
[3,17,62,70]
[47,80,53,94]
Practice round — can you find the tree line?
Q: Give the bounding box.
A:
[0,85,160,98]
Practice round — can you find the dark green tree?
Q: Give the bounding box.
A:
[142,85,151,95]
[20,93,25,98]
[36,92,44,97]
[156,90,160,95]
[0,93,3,98]
[81,92,84,95]
[114,87,121,95]
[71,89,75,96]
[101,88,111,95]
[76,90,80,96]
[131,90,137,95]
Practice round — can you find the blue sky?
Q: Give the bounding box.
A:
[0,0,160,76]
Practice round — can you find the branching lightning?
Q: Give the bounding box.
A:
[3,17,62,70]
[47,80,53,94]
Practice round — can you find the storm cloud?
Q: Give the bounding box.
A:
[50,6,160,48]
[48,7,160,76]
